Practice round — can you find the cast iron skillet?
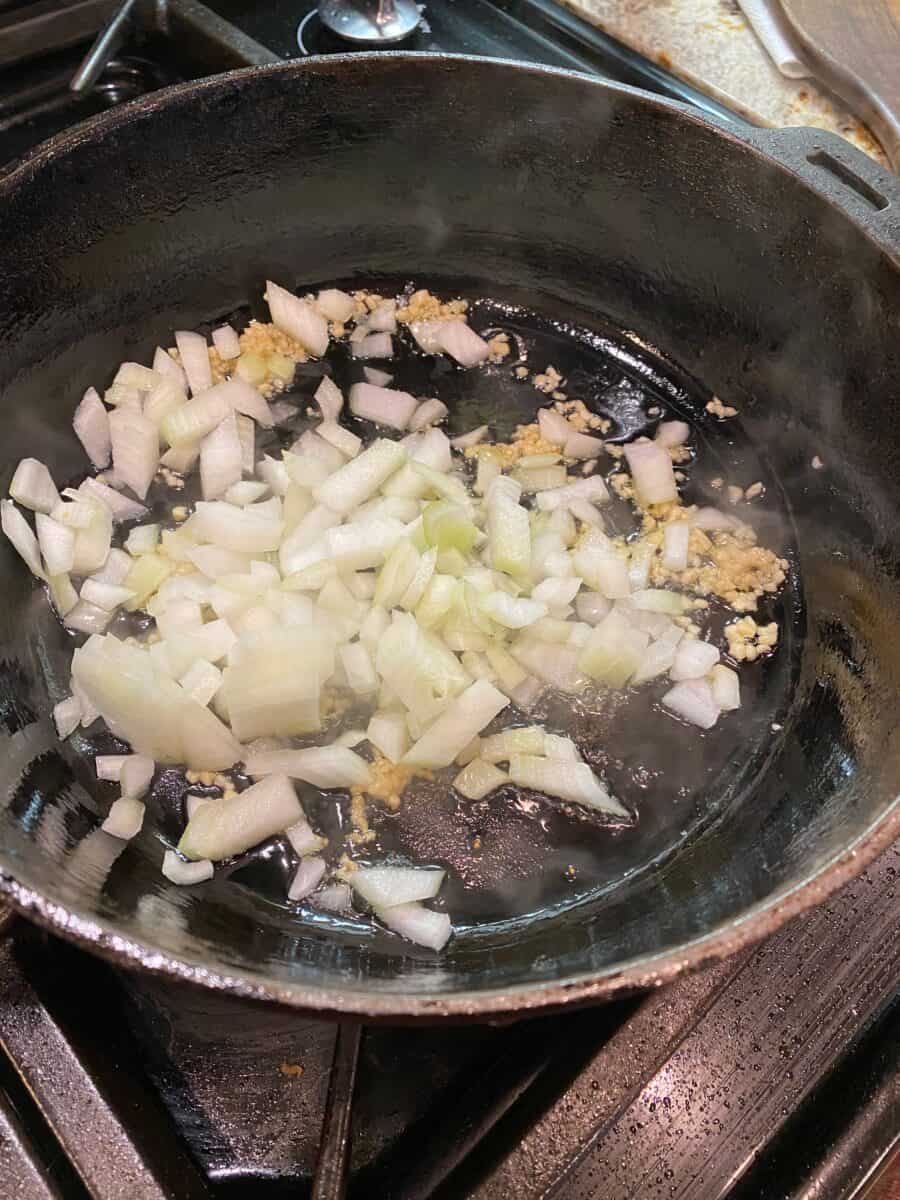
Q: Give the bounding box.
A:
[0,54,897,1021]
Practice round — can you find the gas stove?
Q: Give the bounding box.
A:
[0,4,897,1198]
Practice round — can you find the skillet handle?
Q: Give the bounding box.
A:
[734,125,900,264]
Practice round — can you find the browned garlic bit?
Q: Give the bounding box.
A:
[724,616,779,662]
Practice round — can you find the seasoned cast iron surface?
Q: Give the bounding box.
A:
[0,57,896,1014]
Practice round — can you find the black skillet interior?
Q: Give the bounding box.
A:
[0,55,897,1014]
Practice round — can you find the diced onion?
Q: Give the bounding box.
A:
[2,501,46,579]
[374,902,452,951]
[433,320,490,367]
[175,331,213,396]
[623,441,678,506]
[662,521,690,571]
[508,754,629,817]
[73,388,112,468]
[403,679,508,769]
[266,281,329,357]
[243,745,371,789]
[162,850,214,885]
[289,855,327,901]
[453,758,508,799]
[179,773,302,860]
[349,383,417,430]
[349,866,445,908]
[662,679,720,729]
[656,420,690,447]
[670,638,720,681]
[53,695,82,738]
[316,288,356,323]
[101,797,145,839]
[352,332,394,360]
[10,459,59,514]
[409,399,448,431]
[212,325,241,359]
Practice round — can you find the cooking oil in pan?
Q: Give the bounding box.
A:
[121,283,801,945]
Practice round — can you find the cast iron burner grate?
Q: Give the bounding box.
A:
[0,4,896,1198]
[0,839,897,1199]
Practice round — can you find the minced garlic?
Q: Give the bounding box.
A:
[706,396,738,419]
[396,289,468,324]
[724,615,779,661]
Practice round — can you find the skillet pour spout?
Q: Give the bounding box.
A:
[0,54,897,1020]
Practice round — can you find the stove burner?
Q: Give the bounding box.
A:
[316,0,422,45]
[297,7,422,55]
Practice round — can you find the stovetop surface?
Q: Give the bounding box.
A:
[0,3,896,1198]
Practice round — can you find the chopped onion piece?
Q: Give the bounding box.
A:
[623,441,678,506]
[200,413,243,500]
[536,475,609,511]
[79,579,134,611]
[375,902,452,951]
[318,422,361,458]
[189,501,283,554]
[313,438,406,515]
[225,480,269,506]
[316,288,356,323]
[175,330,213,396]
[53,695,82,738]
[578,609,649,687]
[352,332,393,360]
[564,432,605,459]
[435,319,490,367]
[78,477,148,522]
[289,855,327,901]
[48,573,78,617]
[509,754,629,817]
[286,817,327,857]
[162,850,214,885]
[403,679,508,769]
[36,514,75,575]
[161,386,232,448]
[179,658,222,707]
[314,883,352,913]
[349,383,417,430]
[95,754,128,781]
[454,758,509,800]
[450,425,488,449]
[10,458,60,514]
[709,663,741,711]
[630,589,688,615]
[537,408,572,446]
[64,599,112,634]
[363,366,393,387]
[366,710,409,762]
[691,507,741,531]
[339,641,378,696]
[663,521,690,571]
[662,679,720,729]
[73,388,112,468]
[179,773,302,861]
[108,408,158,500]
[244,745,370,789]
[349,866,445,909]
[670,638,720,681]
[532,576,581,612]
[368,300,397,333]
[3,501,47,580]
[409,399,448,431]
[479,725,545,762]
[102,797,145,839]
[120,754,154,800]
[656,420,690,447]
[212,324,241,359]
[266,281,329,357]
[480,592,547,629]
[153,346,188,390]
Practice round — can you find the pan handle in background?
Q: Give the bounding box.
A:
[312,1021,364,1200]
[728,124,900,265]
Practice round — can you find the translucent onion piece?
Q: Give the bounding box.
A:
[655,420,690,447]
[243,745,371,789]
[266,281,329,357]
[289,855,327,901]
[509,754,629,818]
[36,514,75,576]
[162,850,214,885]
[200,413,243,500]
[374,902,452,951]
[670,638,720,681]
[403,679,508,769]
[313,439,406,516]
[623,441,678,506]
[349,383,417,430]
[212,324,241,359]
[349,866,445,908]
[2,501,47,580]
[175,330,213,396]
[73,388,112,468]
[10,458,59,514]
[109,408,158,500]
[316,287,356,323]
[409,399,448,431]
[179,774,302,861]
[101,797,145,840]
[662,679,720,729]
[453,758,508,800]
[53,695,82,738]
